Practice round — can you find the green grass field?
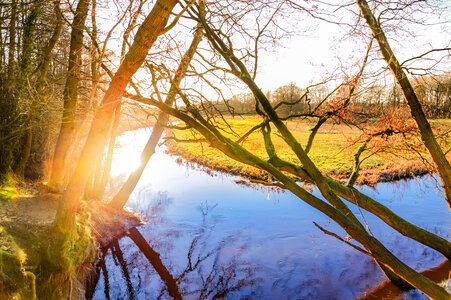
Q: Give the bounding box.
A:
[166,116,451,184]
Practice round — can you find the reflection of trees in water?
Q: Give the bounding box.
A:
[86,185,449,299]
[86,193,260,299]
[359,260,451,300]
[128,186,173,222]
[112,239,135,299]
[271,250,379,299]
[128,227,183,299]
[172,201,261,299]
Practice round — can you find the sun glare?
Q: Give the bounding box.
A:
[110,129,151,177]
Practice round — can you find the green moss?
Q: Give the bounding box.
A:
[0,199,97,298]
[35,205,96,299]
[0,186,18,202]
[0,227,31,295]
[0,174,18,202]
[47,207,96,273]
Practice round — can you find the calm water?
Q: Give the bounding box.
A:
[87,128,451,299]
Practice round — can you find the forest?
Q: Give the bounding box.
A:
[0,0,450,299]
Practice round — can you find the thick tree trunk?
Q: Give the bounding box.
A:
[54,0,178,233]
[110,24,203,209]
[48,0,91,191]
[356,0,451,210]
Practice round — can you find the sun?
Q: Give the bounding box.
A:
[109,128,152,177]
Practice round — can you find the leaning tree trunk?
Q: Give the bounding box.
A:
[356,0,451,210]
[93,0,146,200]
[110,23,203,209]
[198,12,416,289]
[48,0,91,191]
[54,0,179,234]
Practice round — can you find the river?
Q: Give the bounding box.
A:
[86,128,451,299]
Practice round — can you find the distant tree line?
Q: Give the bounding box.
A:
[207,75,451,118]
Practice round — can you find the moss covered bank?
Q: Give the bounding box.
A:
[0,190,141,299]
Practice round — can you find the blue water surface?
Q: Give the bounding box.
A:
[89,128,450,300]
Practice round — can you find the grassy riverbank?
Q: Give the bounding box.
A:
[166,116,451,185]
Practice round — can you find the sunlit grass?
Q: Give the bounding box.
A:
[166,116,443,183]
[0,186,18,202]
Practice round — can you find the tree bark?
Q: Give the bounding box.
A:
[53,0,178,233]
[110,23,203,209]
[21,0,63,180]
[0,0,18,181]
[356,0,451,210]
[13,129,32,179]
[48,0,91,191]
[264,154,451,261]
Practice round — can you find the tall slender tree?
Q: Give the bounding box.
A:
[48,0,91,191]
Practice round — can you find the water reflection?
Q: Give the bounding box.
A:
[359,260,450,300]
[128,227,182,299]
[88,129,451,299]
[87,194,260,299]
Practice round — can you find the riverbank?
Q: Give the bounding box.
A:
[0,186,141,299]
[164,117,451,185]
[166,143,431,185]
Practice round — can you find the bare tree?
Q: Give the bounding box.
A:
[355,0,451,210]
